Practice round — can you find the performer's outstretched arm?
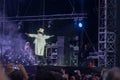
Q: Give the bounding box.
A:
[44,35,54,39]
[26,33,37,38]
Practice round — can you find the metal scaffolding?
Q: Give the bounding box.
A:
[0,13,87,22]
[98,0,116,67]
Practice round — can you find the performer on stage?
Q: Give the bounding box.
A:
[26,28,53,64]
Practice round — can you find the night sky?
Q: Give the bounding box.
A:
[1,0,98,48]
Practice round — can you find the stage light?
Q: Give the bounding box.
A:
[78,22,83,28]
[74,18,83,28]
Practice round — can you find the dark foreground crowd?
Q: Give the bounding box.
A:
[36,68,120,80]
[0,63,28,80]
[0,63,120,80]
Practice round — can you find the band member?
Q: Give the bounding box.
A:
[24,42,31,53]
[26,28,53,63]
[81,44,89,59]
[24,42,35,61]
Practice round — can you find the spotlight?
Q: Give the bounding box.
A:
[78,22,83,28]
[74,18,83,28]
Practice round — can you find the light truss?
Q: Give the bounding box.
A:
[0,13,87,22]
[98,0,116,67]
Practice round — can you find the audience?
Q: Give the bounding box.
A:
[60,68,69,80]
[103,67,120,80]
[1,62,120,80]
[70,76,76,80]
[6,63,29,80]
[0,63,9,80]
[100,68,107,80]
[36,71,64,80]
[75,70,82,80]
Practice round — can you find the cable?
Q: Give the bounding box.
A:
[24,0,33,16]
[83,29,97,52]
[16,0,20,16]
[80,29,84,49]
[80,0,84,13]
[42,0,45,28]
[67,0,75,13]
[20,0,33,30]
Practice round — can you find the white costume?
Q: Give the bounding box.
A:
[27,28,51,56]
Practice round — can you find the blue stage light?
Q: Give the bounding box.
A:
[78,22,83,28]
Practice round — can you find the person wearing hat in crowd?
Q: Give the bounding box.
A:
[26,28,53,64]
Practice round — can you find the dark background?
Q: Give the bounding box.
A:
[0,0,98,49]
[1,0,120,67]
[0,0,98,66]
[0,0,99,66]
[116,0,120,67]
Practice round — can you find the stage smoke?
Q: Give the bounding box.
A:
[0,12,35,65]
